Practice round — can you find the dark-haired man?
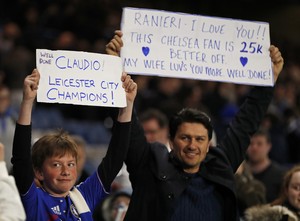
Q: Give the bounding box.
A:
[106,30,284,221]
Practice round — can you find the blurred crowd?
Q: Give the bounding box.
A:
[0,0,299,160]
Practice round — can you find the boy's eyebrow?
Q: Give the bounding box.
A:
[50,157,76,161]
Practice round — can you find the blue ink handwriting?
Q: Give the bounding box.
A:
[134,12,181,29]
[201,22,225,34]
[161,36,200,49]
[169,61,187,72]
[47,89,108,103]
[143,59,165,70]
[170,49,207,62]
[131,32,153,43]
[123,58,138,67]
[55,56,103,71]
[240,42,263,54]
[48,76,95,88]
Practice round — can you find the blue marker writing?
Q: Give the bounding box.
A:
[55,56,102,71]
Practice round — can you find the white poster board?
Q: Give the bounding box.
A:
[121,7,273,86]
[36,49,126,107]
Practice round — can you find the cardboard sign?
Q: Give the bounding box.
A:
[121,7,273,86]
[36,49,126,107]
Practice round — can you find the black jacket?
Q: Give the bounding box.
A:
[124,86,274,221]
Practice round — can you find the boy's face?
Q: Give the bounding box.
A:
[35,153,77,197]
[171,122,210,174]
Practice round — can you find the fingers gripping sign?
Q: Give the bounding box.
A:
[269,45,284,82]
[106,30,123,56]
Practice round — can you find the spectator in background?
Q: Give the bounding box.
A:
[139,108,171,151]
[0,84,17,172]
[244,164,300,221]
[260,111,289,165]
[72,135,90,184]
[0,22,22,58]
[284,107,300,165]
[139,77,183,117]
[235,161,266,218]
[246,129,287,202]
[0,142,26,221]
[93,191,131,221]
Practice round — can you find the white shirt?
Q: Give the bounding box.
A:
[0,161,26,221]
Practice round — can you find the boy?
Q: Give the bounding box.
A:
[12,69,137,220]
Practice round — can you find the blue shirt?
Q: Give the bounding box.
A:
[22,172,108,221]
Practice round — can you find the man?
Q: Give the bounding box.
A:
[140,108,171,151]
[246,129,286,202]
[106,30,284,221]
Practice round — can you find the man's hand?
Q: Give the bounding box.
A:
[106,30,123,56]
[269,45,284,83]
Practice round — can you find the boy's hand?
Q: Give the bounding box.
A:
[121,72,137,104]
[269,45,284,83]
[106,30,123,56]
[23,69,40,102]
[117,72,137,122]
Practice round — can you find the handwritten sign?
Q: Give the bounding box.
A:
[36,49,126,107]
[121,7,274,86]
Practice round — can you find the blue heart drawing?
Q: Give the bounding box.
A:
[240,57,248,67]
[142,47,150,56]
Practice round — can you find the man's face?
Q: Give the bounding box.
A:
[142,118,168,144]
[171,122,210,174]
[247,135,271,164]
[35,154,77,197]
[287,171,300,210]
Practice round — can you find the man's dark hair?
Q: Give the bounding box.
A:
[169,108,213,140]
[140,108,168,129]
[252,129,271,143]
